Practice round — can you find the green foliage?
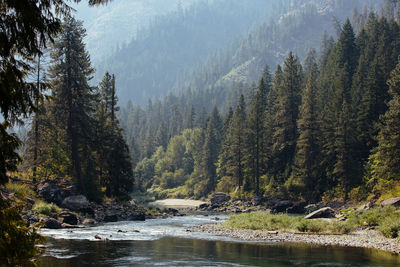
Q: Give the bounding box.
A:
[223,212,300,231]
[224,212,355,234]
[32,200,61,216]
[5,183,35,199]
[370,56,400,188]
[377,216,400,238]
[0,196,44,266]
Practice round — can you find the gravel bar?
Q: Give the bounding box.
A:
[190,223,400,254]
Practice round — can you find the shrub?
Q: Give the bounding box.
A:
[5,182,35,199]
[224,212,300,231]
[32,201,60,216]
[296,220,310,232]
[377,215,400,238]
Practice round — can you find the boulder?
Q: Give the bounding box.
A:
[58,212,78,225]
[210,192,230,205]
[127,200,137,208]
[286,202,306,214]
[271,200,293,214]
[128,212,145,221]
[167,208,179,215]
[44,218,62,229]
[37,181,63,205]
[82,218,97,225]
[381,197,400,207]
[104,214,118,222]
[251,196,265,206]
[304,207,335,219]
[199,203,209,209]
[62,195,89,211]
[61,223,84,229]
[304,204,318,213]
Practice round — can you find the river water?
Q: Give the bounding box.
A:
[39,215,400,266]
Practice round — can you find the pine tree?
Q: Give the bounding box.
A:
[201,106,222,194]
[99,72,119,121]
[245,66,271,195]
[371,57,400,183]
[196,107,208,128]
[48,17,97,198]
[292,64,322,200]
[333,98,358,200]
[218,95,246,191]
[184,105,196,130]
[96,72,134,200]
[320,19,359,195]
[155,122,169,149]
[270,52,303,184]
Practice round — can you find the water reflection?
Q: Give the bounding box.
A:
[39,237,400,267]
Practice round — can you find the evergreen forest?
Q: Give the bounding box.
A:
[122,12,400,203]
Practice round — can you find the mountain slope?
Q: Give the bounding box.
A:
[72,0,197,65]
[96,0,279,105]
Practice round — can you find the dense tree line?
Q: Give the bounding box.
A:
[24,17,133,201]
[127,14,400,202]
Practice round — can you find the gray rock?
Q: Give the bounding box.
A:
[271,200,293,214]
[286,202,306,214]
[62,195,89,211]
[58,211,78,225]
[82,218,97,225]
[305,207,335,219]
[104,214,118,222]
[210,192,230,205]
[381,197,400,207]
[61,223,85,229]
[128,213,145,221]
[304,204,318,213]
[251,197,264,206]
[44,218,62,229]
[199,203,209,209]
[128,200,137,208]
[37,181,63,205]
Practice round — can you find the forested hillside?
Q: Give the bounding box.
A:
[72,0,198,65]
[98,0,383,106]
[119,0,382,166]
[97,0,288,105]
[124,12,400,203]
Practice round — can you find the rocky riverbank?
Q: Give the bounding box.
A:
[20,178,186,229]
[190,223,400,255]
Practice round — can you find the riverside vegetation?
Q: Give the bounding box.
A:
[223,206,400,238]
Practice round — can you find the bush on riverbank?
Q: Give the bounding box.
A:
[32,200,61,216]
[223,207,400,237]
[223,212,353,234]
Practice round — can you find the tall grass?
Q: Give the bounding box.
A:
[32,200,61,216]
[6,182,35,198]
[223,207,400,237]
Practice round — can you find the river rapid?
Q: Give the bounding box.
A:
[39,215,400,266]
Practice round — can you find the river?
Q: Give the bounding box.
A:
[39,215,400,266]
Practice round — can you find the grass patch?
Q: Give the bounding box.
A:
[5,182,35,198]
[32,200,61,216]
[223,213,300,231]
[223,208,400,236]
[223,212,352,234]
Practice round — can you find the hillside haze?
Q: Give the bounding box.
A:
[95,0,278,105]
[89,0,382,106]
[72,0,198,65]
